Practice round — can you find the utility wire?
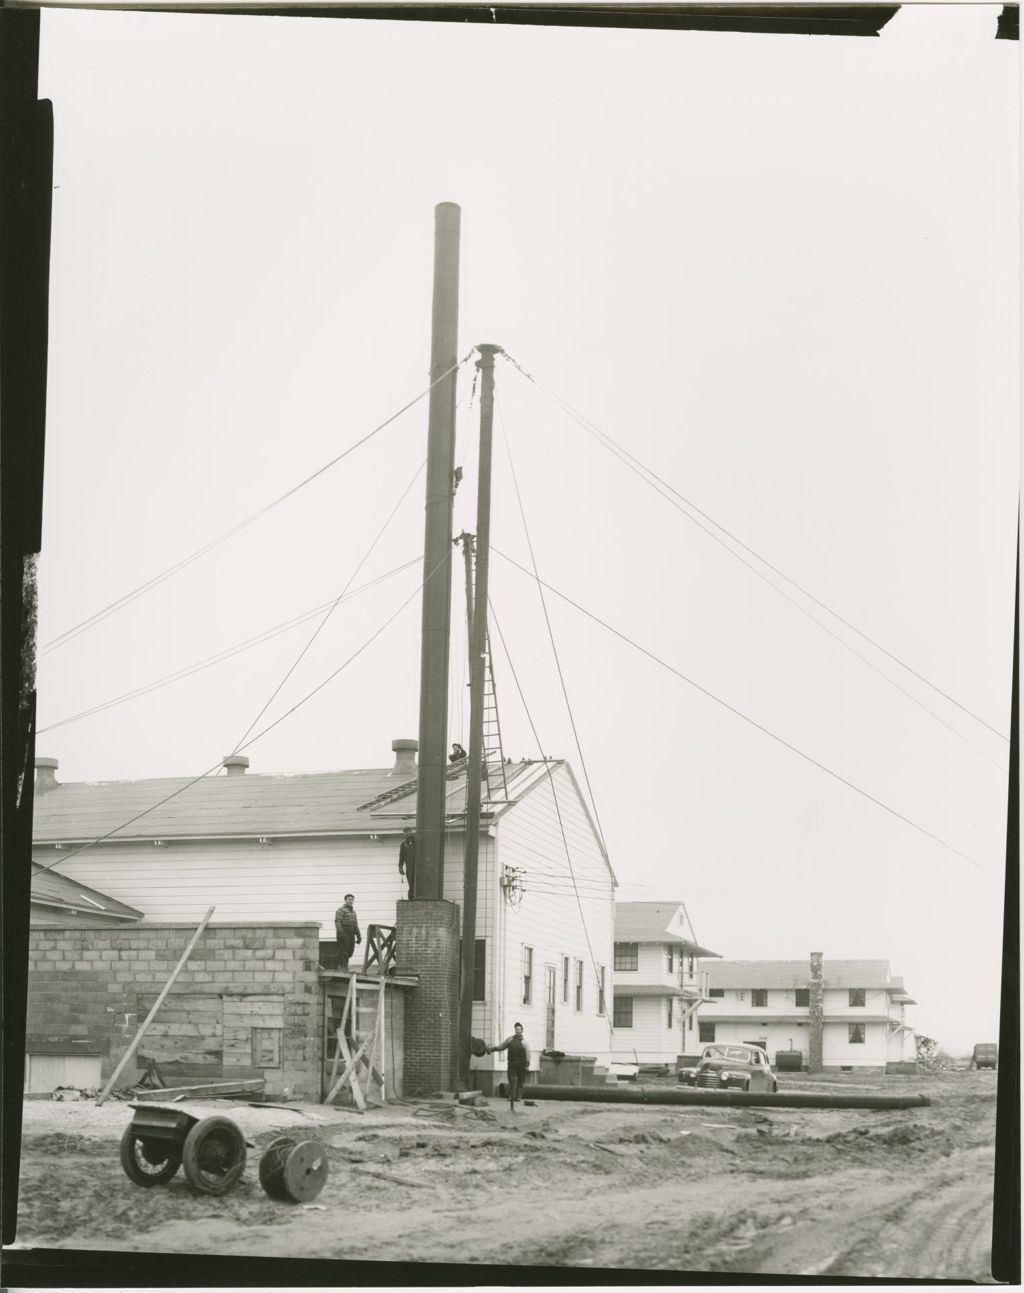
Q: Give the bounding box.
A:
[43,355,472,654]
[491,546,998,880]
[489,600,615,1044]
[494,392,610,857]
[43,553,448,871]
[500,350,1009,747]
[231,459,426,752]
[37,559,420,734]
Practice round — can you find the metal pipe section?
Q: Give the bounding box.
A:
[526,1085,931,1110]
[458,345,499,1085]
[415,202,461,899]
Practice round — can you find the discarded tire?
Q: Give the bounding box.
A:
[119,1128,181,1187]
[258,1135,329,1203]
[181,1115,247,1195]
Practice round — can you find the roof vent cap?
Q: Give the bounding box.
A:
[35,757,60,794]
[391,738,418,776]
[223,755,250,776]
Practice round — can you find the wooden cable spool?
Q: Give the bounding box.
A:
[258,1135,329,1203]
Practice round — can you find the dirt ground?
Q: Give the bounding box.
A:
[10,1070,1002,1279]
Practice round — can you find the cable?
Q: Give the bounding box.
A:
[43,553,449,871]
[37,559,420,735]
[491,545,999,880]
[231,459,426,752]
[43,355,473,654]
[488,600,615,1047]
[495,390,610,855]
[500,350,1010,747]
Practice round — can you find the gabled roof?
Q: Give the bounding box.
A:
[30,862,143,920]
[31,759,542,844]
[615,902,718,957]
[701,958,901,991]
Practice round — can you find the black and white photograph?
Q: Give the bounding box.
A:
[2,0,1018,1283]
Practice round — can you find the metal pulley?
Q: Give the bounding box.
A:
[258,1135,329,1203]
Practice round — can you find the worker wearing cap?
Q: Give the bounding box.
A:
[487,1022,531,1103]
[334,894,361,970]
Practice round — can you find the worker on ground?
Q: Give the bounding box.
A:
[487,1022,530,1104]
[334,893,361,970]
[398,827,416,898]
[450,742,467,763]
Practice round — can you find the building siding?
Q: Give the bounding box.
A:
[34,834,437,941]
[478,764,615,1071]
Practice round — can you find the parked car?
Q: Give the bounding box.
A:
[677,1043,779,1093]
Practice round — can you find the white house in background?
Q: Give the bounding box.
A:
[696,958,918,1071]
[31,741,616,1090]
[611,901,719,1067]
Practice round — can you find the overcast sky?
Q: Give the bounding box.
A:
[35,4,1017,1053]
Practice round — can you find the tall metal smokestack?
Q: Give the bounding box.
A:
[415,202,461,898]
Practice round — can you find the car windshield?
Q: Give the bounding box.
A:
[726,1047,752,1062]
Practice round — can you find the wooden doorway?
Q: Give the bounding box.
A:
[545,964,556,1050]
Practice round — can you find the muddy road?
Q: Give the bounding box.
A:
[12,1071,1001,1279]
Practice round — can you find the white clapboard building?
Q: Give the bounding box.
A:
[31,741,617,1086]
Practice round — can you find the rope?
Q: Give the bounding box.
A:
[499,350,1010,752]
[43,354,472,653]
[491,546,998,881]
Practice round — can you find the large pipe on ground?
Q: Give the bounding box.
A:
[526,1085,930,1110]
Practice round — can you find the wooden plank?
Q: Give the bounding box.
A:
[323,1032,372,1106]
[96,907,215,1106]
[134,1078,265,1102]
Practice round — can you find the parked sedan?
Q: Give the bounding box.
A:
[677,1043,779,1093]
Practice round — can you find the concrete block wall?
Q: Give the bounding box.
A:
[25,922,322,1098]
[394,898,460,1096]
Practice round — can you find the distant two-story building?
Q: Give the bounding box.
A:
[611,901,718,1067]
[695,954,917,1072]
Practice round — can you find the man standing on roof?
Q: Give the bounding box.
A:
[398,828,416,898]
[335,894,361,971]
[449,742,467,763]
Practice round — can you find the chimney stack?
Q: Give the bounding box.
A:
[808,951,824,1074]
[392,738,418,777]
[35,757,60,795]
[222,755,249,776]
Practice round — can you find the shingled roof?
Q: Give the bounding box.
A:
[31,759,543,843]
[615,901,719,958]
[701,958,900,990]
[31,861,143,920]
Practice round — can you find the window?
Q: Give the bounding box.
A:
[522,946,533,1006]
[473,939,486,1002]
[794,988,809,1007]
[687,956,695,975]
[562,956,570,1004]
[666,947,674,973]
[849,989,866,1007]
[699,1021,716,1043]
[251,1027,282,1069]
[667,998,674,1029]
[574,959,584,1012]
[613,996,633,1028]
[751,989,768,1007]
[849,1023,866,1044]
[597,965,606,1016]
[708,987,725,999]
[614,942,638,971]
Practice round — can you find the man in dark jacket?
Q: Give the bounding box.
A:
[398,828,416,898]
[487,1022,530,1102]
[335,894,361,970]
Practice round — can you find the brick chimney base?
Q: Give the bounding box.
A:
[395,899,460,1096]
